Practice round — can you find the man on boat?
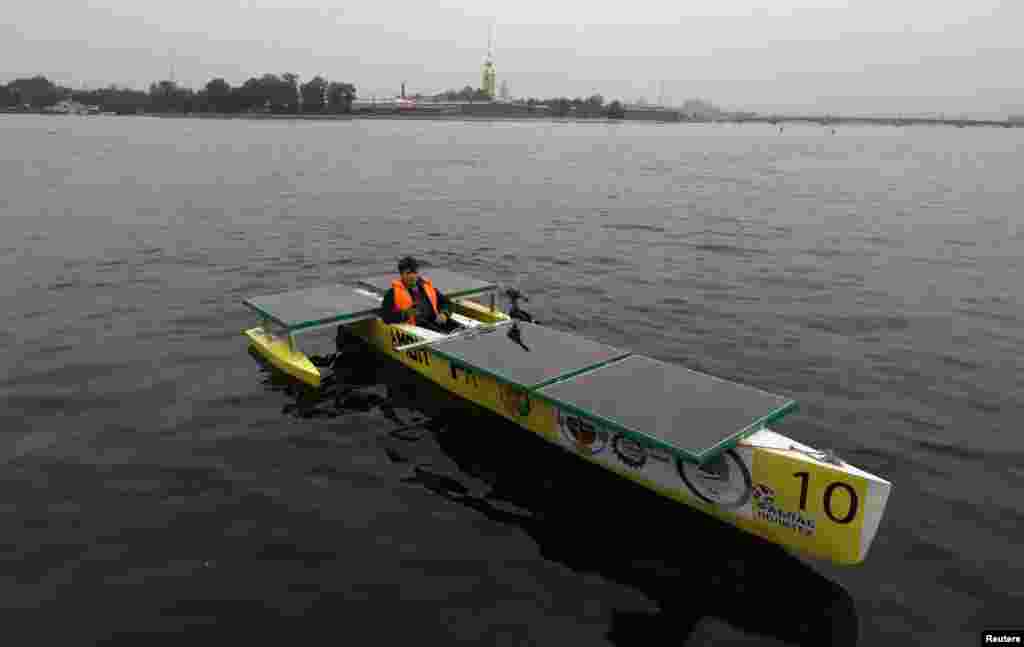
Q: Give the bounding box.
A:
[379,256,455,333]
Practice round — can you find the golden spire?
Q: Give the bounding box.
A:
[481,23,496,99]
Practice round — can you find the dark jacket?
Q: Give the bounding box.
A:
[379,278,451,325]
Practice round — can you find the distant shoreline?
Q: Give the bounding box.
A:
[147,111,678,124]
[6,109,1022,129]
[144,111,1024,128]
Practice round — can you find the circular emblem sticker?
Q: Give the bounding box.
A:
[612,434,647,469]
[557,410,608,455]
[677,450,752,509]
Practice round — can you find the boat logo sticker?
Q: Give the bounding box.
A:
[646,447,673,464]
[752,484,776,507]
[612,433,647,469]
[499,383,531,417]
[557,410,608,455]
[677,450,752,510]
[752,483,816,536]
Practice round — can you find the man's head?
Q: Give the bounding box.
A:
[398,256,419,289]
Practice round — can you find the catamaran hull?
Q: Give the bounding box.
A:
[244,327,321,388]
[345,314,891,566]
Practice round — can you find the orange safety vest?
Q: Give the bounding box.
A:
[392,278,439,326]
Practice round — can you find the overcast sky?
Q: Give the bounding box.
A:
[3,0,1022,115]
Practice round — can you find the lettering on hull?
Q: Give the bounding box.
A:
[498,383,531,417]
[449,361,480,389]
[390,328,431,367]
[751,484,817,536]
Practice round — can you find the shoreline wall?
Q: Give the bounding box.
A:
[5,110,1020,128]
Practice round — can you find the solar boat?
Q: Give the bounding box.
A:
[243,269,891,565]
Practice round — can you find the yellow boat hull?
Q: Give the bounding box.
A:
[244,326,321,388]
[242,294,890,566]
[346,308,890,566]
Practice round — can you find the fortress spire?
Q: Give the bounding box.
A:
[481,23,496,100]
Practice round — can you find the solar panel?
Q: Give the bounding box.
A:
[429,322,631,390]
[537,355,798,461]
[244,285,382,331]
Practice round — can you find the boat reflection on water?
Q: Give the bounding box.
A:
[258,348,860,647]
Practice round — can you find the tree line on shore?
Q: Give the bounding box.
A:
[2,74,668,119]
[1,74,356,114]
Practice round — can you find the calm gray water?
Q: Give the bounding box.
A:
[2,114,1021,645]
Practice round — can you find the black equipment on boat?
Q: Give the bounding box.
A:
[504,288,536,324]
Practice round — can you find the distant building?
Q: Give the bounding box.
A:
[42,100,98,115]
[350,97,417,113]
[680,98,723,120]
[481,25,496,100]
[461,102,534,116]
[622,104,681,121]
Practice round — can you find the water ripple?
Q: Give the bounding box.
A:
[3,117,1023,646]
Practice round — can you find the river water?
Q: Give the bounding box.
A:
[1,114,1021,645]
